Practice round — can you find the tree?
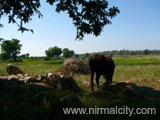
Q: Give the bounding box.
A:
[20,53,30,58]
[0,52,10,61]
[143,49,149,55]
[73,54,79,59]
[45,46,62,59]
[0,39,22,61]
[26,53,30,58]
[0,0,119,40]
[62,48,75,59]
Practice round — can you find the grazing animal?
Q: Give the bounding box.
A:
[89,54,115,91]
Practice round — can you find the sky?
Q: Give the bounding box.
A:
[0,0,160,56]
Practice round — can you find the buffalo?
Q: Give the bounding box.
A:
[89,54,115,91]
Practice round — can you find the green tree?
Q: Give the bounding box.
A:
[0,52,10,61]
[0,39,22,61]
[45,46,62,59]
[0,0,119,40]
[62,48,75,59]
[73,54,79,59]
[143,49,149,55]
[26,53,30,58]
[20,53,30,58]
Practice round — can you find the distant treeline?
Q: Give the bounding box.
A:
[76,49,160,59]
[17,49,160,60]
[99,49,160,56]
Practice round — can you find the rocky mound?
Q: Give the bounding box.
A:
[100,81,160,98]
[0,72,80,92]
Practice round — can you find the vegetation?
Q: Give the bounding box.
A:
[0,39,22,62]
[100,49,160,56]
[0,55,160,119]
[77,55,160,91]
[45,46,62,59]
[62,48,75,59]
[1,1,159,119]
[0,55,160,89]
[19,53,30,59]
[0,39,76,61]
[0,0,119,40]
[77,50,160,61]
[0,59,63,75]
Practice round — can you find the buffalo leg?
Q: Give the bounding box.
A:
[90,71,94,91]
[107,70,114,83]
[96,73,100,88]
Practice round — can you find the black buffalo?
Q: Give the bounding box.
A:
[89,54,115,91]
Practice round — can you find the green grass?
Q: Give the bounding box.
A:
[1,55,160,74]
[0,55,160,89]
[113,55,160,65]
[74,55,160,90]
[75,65,160,91]
[0,59,63,75]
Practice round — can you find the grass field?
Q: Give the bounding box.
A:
[0,55,160,90]
[0,59,63,75]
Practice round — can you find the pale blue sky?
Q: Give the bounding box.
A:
[0,0,160,56]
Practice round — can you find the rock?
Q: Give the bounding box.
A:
[57,73,65,78]
[59,95,84,108]
[48,95,84,120]
[0,78,16,87]
[100,82,126,92]
[16,74,24,78]
[8,75,24,85]
[0,74,8,79]
[82,80,90,86]
[148,98,160,113]
[147,98,160,120]
[138,86,160,98]
[34,83,53,88]
[25,75,41,83]
[6,64,24,75]
[123,83,138,97]
[24,73,29,77]
[45,74,81,92]
[40,75,47,81]
[46,73,59,85]
[8,75,18,80]
[60,76,81,92]
[21,83,53,94]
[33,91,46,105]
[0,78,20,94]
[86,91,113,99]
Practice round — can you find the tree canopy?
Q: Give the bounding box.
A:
[45,46,62,59]
[20,53,30,58]
[0,0,119,40]
[62,48,75,58]
[0,39,22,61]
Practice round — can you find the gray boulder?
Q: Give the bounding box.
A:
[59,95,84,108]
[100,81,126,92]
[123,83,139,97]
[6,64,24,75]
[60,76,81,92]
[25,75,41,83]
[45,73,81,92]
